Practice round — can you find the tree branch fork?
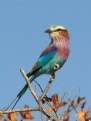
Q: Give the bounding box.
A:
[0,68,60,121]
[0,68,90,121]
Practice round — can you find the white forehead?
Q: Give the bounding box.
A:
[50,25,66,31]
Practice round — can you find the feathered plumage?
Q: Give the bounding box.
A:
[6,25,70,110]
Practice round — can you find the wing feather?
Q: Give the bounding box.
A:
[27,44,57,77]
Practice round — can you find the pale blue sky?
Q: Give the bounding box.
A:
[0,0,91,120]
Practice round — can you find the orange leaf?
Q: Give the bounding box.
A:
[20,111,34,119]
[24,112,33,119]
[85,109,90,114]
[0,113,4,120]
[20,105,34,120]
[8,112,17,121]
[59,101,67,108]
[51,94,59,110]
[76,111,86,121]
[46,107,53,113]
[51,94,67,110]
[46,101,54,113]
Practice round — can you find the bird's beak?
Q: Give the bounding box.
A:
[45,29,52,33]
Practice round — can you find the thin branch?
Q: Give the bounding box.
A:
[34,80,44,93]
[0,107,39,114]
[20,68,57,120]
[20,68,39,102]
[0,68,61,120]
[40,78,54,100]
[65,92,78,113]
[34,80,51,107]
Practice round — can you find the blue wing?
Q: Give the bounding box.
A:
[27,44,57,77]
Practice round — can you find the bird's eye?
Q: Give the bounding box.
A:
[53,28,66,32]
[57,29,61,31]
[54,29,61,32]
[56,28,67,32]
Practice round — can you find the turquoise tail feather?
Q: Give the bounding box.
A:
[17,75,35,98]
[6,75,35,110]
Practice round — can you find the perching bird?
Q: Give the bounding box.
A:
[6,25,70,110]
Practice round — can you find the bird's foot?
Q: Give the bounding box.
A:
[50,74,55,81]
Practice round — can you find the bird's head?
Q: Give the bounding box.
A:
[45,25,70,41]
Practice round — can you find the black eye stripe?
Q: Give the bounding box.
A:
[53,29,67,32]
[57,29,61,31]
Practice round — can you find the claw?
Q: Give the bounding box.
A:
[50,74,55,81]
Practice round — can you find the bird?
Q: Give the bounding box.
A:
[6,25,70,110]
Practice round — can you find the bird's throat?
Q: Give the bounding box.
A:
[52,35,70,61]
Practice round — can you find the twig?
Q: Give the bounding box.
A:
[20,68,39,102]
[40,78,54,100]
[20,68,57,120]
[34,79,59,119]
[0,68,60,120]
[0,107,39,114]
[34,80,44,93]
[65,92,78,113]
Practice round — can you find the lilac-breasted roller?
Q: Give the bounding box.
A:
[6,25,70,109]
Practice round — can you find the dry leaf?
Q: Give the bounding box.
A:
[20,105,34,120]
[51,94,59,110]
[76,111,86,121]
[85,109,90,114]
[8,112,17,121]
[59,101,67,108]
[20,111,34,119]
[51,94,66,110]
[44,96,52,102]
[46,101,54,113]
[42,97,52,104]
[0,113,4,120]
[46,107,53,113]
[41,99,45,104]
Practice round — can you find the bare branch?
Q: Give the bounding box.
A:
[20,68,39,102]
[20,68,58,120]
[0,107,39,114]
[40,77,54,100]
[1,68,88,121]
